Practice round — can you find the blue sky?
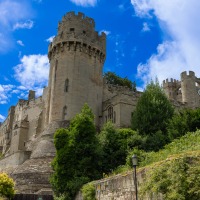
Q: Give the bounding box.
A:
[0,0,200,122]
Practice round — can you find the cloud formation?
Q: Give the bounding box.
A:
[131,0,200,87]
[17,40,24,46]
[0,0,33,53]
[0,84,15,104]
[14,54,49,96]
[46,35,55,43]
[70,0,97,7]
[13,20,34,30]
[0,114,5,122]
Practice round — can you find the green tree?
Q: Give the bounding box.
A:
[104,72,136,91]
[131,80,174,150]
[51,104,101,200]
[98,122,144,173]
[0,173,15,199]
[167,108,200,140]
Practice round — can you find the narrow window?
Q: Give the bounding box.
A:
[62,106,67,120]
[64,79,69,92]
[70,28,75,32]
[114,111,116,123]
[55,60,58,81]
[83,30,86,34]
[107,106,114,123]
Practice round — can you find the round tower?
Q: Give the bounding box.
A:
[45,11,106,125]
[181,71,196,108]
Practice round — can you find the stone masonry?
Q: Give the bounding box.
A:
[0,11,200,194]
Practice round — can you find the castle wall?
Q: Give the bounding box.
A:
[103,84,142,128]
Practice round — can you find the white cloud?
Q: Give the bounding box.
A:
[131,0,200,86]
[13,20,34,30]
[14,54,49,89]
[99,30,111,35]
[0,114,5,122]
[70,0,97,7]
[17,40,24,46]
[0,84,15,104]
[46,35,55,43]
[142,22,150,32]
[0,0,33,53]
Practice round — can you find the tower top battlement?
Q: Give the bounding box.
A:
[61,11,95,29]
[48,11,106,62]
[181,71,195,79]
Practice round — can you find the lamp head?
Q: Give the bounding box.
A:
[132,154,138,167]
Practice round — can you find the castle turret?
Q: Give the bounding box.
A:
[181,71,198,108]
[45,12,106,125]
[163,78,181,101]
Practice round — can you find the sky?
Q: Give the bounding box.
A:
[0,0,200,122]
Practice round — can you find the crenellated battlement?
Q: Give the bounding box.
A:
[48,11,106,61]
[181,71,195,79]
[163,78,180,88]
[62,11,95,28]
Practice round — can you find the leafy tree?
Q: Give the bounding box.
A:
[167,108,200,140]
[131,80,174,150]
[51,104,102,200]
[104,72,136,91]
[0,173,15,199]
[98,122,145,173]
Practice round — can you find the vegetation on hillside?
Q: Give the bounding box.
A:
[104,72,136,91]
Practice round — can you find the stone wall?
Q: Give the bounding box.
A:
[75,169,163,200]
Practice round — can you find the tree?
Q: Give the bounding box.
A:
[0,173,15,199]
[51,104,102,200]
[104,72,136,91]
[131,80,174,150]
[98,122,145,173]
[167,108,200,140]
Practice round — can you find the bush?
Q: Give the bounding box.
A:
[140,153,200,200]
[81,182,96,200]
[0,173,15,199]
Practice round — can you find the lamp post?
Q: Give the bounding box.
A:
[132,154,138,200]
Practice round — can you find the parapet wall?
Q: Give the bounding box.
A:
[75,169,163,200]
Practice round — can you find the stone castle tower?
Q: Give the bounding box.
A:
[163,71,200,109]
[45,12,106,126]
[0,12,199,194]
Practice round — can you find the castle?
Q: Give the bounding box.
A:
[0,11,200,194]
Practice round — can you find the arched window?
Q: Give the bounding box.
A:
[64,79,69,92]
[107,106,115,123]
[62,106,67,120]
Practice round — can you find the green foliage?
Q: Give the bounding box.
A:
[104,72,136,91]
[98,122,145,173]
[0,173,15,199]
[140,153,200,200]
[81,182,96,200]
[131,80,174,150]
[168,108,200,140]
[126,130,200,168]
[51,104,102,200]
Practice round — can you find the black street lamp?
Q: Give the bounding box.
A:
[132,154,138,200]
